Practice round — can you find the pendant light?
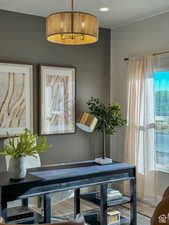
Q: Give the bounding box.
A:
[46,0,99,45]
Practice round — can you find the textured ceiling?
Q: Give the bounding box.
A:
[0,0,169,29]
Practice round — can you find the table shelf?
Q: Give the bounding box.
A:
[80,192,130,208]
[7,206,34,224]
[119,216,130,225]
[84,212,129,225]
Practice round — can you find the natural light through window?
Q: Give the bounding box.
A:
[155,71,169,171]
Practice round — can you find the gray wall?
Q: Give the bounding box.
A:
[110,12,169,197]
[0,10,110,168]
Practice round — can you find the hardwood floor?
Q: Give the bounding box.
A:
[31,198,151,225]
[47,198,151,225]
[125,201,154,218]
[32,197,153,218]
[31,198,97,218]
[52,198,97,217]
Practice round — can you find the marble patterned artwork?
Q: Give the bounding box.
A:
[0,73,26,128]
[0,63,33,137]
[40,66,75,135]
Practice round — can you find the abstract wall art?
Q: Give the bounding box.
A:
[0,62,33,138]
[39,65,75,135]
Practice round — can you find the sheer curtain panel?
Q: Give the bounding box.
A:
[125,56,157,205]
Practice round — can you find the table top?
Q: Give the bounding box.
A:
[0,160,135,187]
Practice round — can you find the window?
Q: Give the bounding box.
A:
[155,70,169,172]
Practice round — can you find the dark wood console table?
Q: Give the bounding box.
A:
[0,160,136,225]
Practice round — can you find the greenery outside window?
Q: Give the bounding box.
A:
[155,69,169,173]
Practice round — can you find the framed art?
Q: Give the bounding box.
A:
[0,62,33,138]
[39,65,76,135]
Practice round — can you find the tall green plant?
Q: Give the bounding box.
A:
[87,97,126,134]
[0,129,50,159]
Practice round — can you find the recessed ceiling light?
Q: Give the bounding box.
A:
[99,7,109,12]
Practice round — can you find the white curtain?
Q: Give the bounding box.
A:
[125,56,157,205]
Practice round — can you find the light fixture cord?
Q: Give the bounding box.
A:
[71,0,74,12]
[71,0,74,39]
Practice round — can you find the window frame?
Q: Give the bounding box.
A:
[156,163,169,173]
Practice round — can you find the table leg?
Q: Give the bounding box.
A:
[74,188,80,218]
[100,184,108,225]
[0,201,7,222]
[43,194,51,223]
[130,178,137,225]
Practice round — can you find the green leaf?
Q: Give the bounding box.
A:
[87,97,126,135]
[1,129,51,159]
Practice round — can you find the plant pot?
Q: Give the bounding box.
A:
[9,157,27,180]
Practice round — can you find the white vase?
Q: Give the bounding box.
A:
[9,157,27,180]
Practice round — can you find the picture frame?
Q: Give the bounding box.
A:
[0,61,33,138]
[39,65,76,135]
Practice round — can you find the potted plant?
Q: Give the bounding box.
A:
[0,129,50,180]
[87,97,126,164]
